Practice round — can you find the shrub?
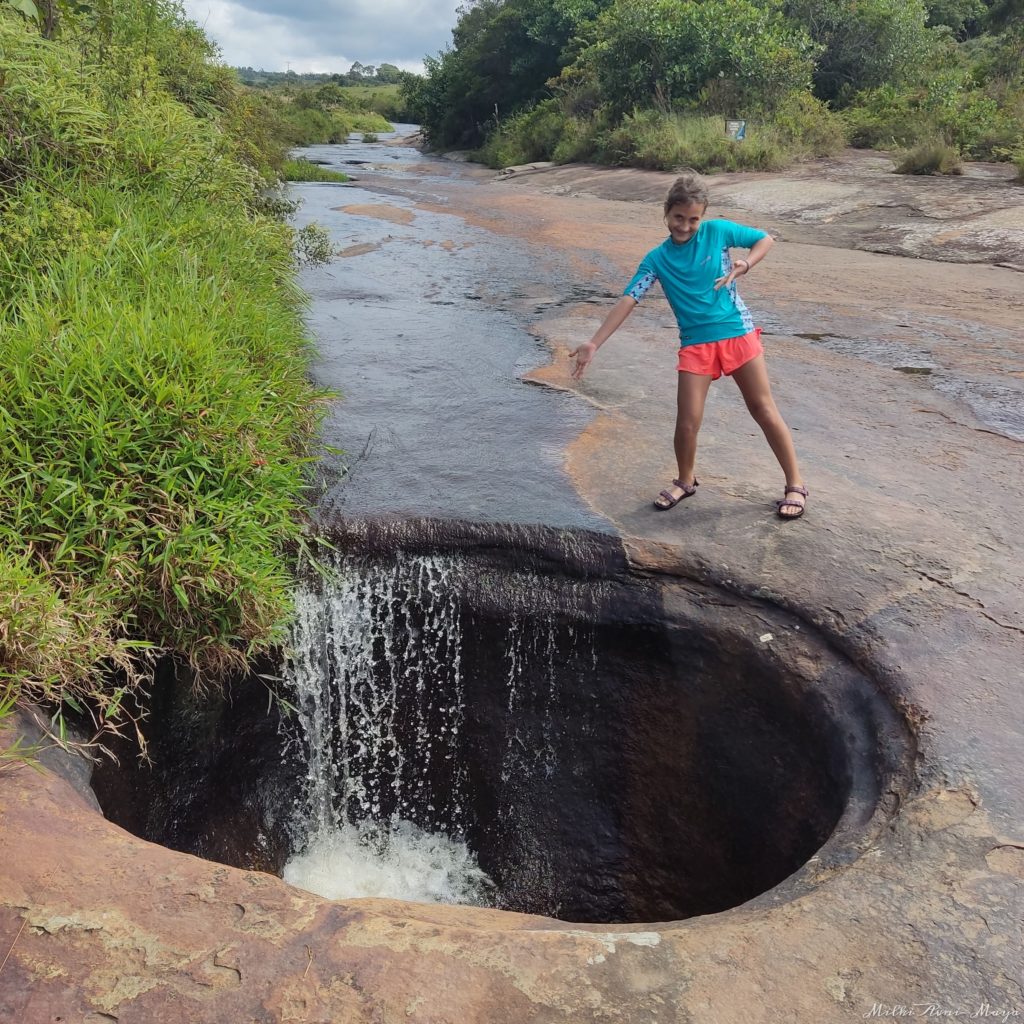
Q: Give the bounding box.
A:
[477,100,568,167]
[598,110,791,172]
[280,159,348,183]
[844,85,928,148]
[583,0,817,115]
[895,140,964,173]
[771,92,848,156]
[551,115,605,163]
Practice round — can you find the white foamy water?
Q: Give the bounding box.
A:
[283,818,494,905]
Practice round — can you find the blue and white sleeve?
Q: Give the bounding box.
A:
[624,263,657,302]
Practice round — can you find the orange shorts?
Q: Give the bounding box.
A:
[676,328,763,379]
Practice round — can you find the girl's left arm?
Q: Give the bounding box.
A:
[713,233,774,290]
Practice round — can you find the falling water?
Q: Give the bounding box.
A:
[280,544,603,908]
[282,551,491,904]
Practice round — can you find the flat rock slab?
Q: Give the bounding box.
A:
[2,151,1024,1022]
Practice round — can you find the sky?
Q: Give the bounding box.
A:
[179,0,464,75]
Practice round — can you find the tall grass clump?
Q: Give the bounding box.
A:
[895,140,963,174]
[599,111,790,172]
[282,158,350,182]
[0,9,328,749]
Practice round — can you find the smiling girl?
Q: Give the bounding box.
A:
[569,172,808,519]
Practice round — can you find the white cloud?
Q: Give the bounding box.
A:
[180,0,462,73]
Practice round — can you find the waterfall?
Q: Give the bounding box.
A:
[281,540,606,909]
[282,550,491,905]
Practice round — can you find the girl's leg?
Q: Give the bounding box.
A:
[730,354,806,515]
[657,371,713,505]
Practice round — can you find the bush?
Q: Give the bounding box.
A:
[845,73,1022,158]
[895,139,964,173]
[476,99,566,167]
[770,93,848,156]
[583,0,817,115]
[598,110,792,172]
[551,114,606,163]
[844,85,928,148]
[281,158,349,182]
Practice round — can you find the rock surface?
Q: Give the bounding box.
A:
[2,149,1023,1021]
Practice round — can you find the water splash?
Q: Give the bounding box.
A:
[282,818,493,906]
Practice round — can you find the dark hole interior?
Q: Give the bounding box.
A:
[92,533,900,924]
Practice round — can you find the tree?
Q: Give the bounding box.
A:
[580,0,817,114]
[408,0,614,146]
[784,0,934,103]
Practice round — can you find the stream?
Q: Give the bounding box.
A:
[290,127,612,528]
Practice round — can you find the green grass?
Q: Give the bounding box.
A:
[282,158,350,182]
[342,83,401,104]
[895,140,963,175]
[477,97,846,173]
[0,10,329,747]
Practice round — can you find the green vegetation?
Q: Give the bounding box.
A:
[258,83,393,149]
[235,62,405,89]
[403,0,1024,173]
[895,140,965,173]
[0,5,332,753]
[234,66,414,128]
[282,158,350,182]
[340,83,408,121]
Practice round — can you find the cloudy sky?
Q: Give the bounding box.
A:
[179,0,463,74]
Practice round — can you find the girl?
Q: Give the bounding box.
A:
[569,173,808,519]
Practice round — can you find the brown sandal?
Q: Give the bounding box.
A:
[776,484,808,519]
[654,478,699,510]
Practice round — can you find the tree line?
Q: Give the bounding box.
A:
[399,0,1024,174]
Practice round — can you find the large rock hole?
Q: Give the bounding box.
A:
[91,521,910,924]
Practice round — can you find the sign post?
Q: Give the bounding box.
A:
[725,119,747,141]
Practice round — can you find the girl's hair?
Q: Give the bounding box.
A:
[664,172,709,214]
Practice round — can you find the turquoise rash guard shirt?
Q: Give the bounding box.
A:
[623,219,768,347]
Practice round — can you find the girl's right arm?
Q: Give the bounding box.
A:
[569,296,638,379]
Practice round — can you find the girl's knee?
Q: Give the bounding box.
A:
[674,418,702,439]
[746,400,779,426]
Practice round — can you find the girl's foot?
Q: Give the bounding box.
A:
[776,484,808,519]
[654,478,699,510]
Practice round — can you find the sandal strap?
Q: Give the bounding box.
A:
[672,478,699,494]
[783,485,808,497]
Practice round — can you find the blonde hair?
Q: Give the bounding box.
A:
[664,172,709,214]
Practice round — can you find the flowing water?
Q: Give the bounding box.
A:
[290,128,613,528]
[281,544,602,907]
[281,130,614,903]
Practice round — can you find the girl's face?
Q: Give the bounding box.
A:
[665,201,706,244]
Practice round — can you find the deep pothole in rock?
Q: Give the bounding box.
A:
[91,521,910,924]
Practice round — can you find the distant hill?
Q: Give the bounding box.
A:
[235,63,405,89]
